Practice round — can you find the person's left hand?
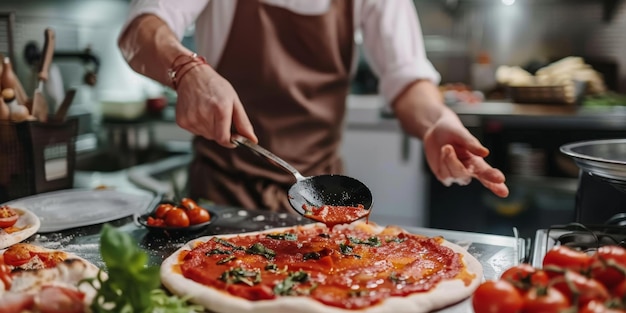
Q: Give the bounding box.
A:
[423,111,509,198]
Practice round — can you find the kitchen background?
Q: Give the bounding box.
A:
[1,0,625,238]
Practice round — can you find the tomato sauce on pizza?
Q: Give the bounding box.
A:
[178,224,473,310]
[302,204,370,227]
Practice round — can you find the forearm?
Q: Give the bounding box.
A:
[391,79,458,139]
[118,14,194,88]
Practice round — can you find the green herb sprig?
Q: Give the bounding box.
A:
[83,224,202,313]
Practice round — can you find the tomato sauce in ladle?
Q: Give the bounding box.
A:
[302,204,370,228]
[232,135,373,226]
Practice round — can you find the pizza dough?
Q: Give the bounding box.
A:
[0,244,101,304]
[0,207,40,249]
[161,222,483,313]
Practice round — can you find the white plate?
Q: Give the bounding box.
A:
[4,189,154,233]
[0,207,41,249]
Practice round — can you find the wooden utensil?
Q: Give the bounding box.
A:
[0,96,9,120]
[1,56,30,109]
[51,88,76,123]
[31,28,55,122]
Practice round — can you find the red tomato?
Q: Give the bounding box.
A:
[146,216,165,227]
[37,286,85,313]
[0,206,19,229]
[611,279,626,299]
[500,263,550,292]
[164,208,190,227]
[187,207,210,225]
[523,286,570,313]
[579,300,626,313]
[551,270,609,307]
[154,203,174,219]
[180,198,200,210]
[592,245,626,289]
[2,244,33,267]
[471,280,524,313]
[542,246,593,275]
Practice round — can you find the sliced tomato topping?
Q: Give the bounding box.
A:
[2,244,34,267]
[0,292,35,313]
[37,286,86,313]
[0,206,19,229]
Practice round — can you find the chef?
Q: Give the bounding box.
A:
[118,0,509,212]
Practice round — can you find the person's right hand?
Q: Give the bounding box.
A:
[174,64,257,148]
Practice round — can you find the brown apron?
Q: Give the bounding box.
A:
[188,0,354,212]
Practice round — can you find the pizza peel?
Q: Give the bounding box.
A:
[232,135,373,220]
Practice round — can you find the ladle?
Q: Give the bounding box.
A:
[232,135,373,221]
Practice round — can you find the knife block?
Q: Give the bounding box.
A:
[0,117,78,203]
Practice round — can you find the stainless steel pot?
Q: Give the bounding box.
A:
[561,139,626,223]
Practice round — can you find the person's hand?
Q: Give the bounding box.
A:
[174,64,257,148]
[423,111,509,198]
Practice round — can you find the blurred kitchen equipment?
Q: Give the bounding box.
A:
[560,139,626,192]
[0,12,16,64]
[0,116,78,203]
[232,135,373,220]
[560,139,626,224]
[31,28,55,122]
[51,88,76,123]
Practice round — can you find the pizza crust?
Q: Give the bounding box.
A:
[0,244,101,304]
[0,207,41,249]
[161,222,483,313]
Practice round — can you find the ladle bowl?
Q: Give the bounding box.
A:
[232,135,373,219]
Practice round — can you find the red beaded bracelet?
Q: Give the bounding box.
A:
[168,53,208,89]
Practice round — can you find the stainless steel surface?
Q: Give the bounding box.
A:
[560,138,626,191]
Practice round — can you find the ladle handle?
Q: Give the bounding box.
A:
[232,135,306,181]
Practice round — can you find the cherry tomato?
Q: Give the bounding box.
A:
[471,280,524,313]
[38,286,85,313]
[0,206,19,229]
[2,244,33,267]
[579,300,626,313]
[611,279,626,299]
[551,270,609,307]
[500,263,550,292]
[523,286,570,313]
[154,203,174,219]
[180,198,200,210]
[592,245,626,289]
[187,207,210,225]
[146,216,165,227]
[164,208,190,227]
[543,246,593,275]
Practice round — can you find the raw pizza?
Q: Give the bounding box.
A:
[161,222,483,313]
[0,206,40,249]
[0,243,101,313]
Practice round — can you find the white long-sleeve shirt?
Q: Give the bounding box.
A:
[123,0,441,103]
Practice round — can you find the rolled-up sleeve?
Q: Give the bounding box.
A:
[122,0,210,40]
[359,0,441,103]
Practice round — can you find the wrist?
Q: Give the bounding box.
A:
[168,53,209,89]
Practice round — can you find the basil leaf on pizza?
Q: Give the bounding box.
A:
[160,222,483,313]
